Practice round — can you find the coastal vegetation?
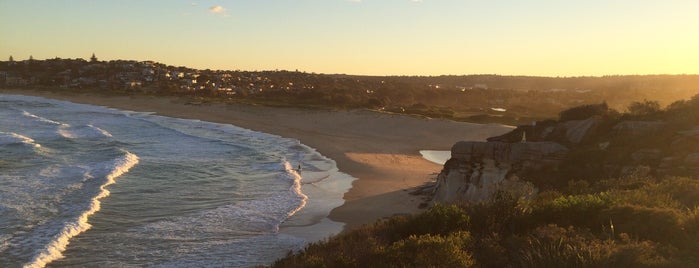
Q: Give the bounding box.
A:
[270,95,699,267]
[4,57,699,266]
[2,57,699,125]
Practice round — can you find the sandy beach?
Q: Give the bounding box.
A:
[2,89,512,231]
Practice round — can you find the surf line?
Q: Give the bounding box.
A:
[24,152,140,268]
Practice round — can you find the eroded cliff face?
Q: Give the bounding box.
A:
[433,141,568,203]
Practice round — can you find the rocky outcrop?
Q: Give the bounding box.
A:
[487,117,601,145]
[612,121,666,137]
[556,117,601,144]
[433,141,568,203]
[631,149,662,163]
[487,120,558,143]
[437,113,699,203]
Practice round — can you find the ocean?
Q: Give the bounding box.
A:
[0,94,354,267]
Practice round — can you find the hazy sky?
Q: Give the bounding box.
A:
[1,0,697,76]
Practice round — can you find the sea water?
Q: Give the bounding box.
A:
[0,94,354,267]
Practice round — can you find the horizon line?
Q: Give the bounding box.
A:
[4,55,698,79]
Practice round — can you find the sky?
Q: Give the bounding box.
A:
[1,0,698,76]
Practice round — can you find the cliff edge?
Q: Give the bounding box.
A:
[433,141,568,203]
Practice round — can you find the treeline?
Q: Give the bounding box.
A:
[2,58,699,124]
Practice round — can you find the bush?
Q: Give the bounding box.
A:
[383,232,473,268]
[627,100,661,117]
[516,225,677,268]
[465,191,524,236]
[656,177,699,209]
[375,203,470,243]
[601,205,684,244]
[533,192,615,228]
[559,102,610,121]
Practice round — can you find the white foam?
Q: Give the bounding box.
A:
[24,152,139,268]
[21,111,64,126]
[282,161,308,220]
[57,124,113,139]
[0,132,41,148]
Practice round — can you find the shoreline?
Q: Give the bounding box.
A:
[1,89,513,232]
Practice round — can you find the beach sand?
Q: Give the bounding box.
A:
[2,89,513,231]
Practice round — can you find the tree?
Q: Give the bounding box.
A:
[9,55,13,62]
[90,53,97,62]
[627,100,661,116]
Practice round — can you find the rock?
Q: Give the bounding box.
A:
[684,153,699,165]
[433,158,537,203]
[487,117,599,145]
[612,121,666,137]
[631,149,662,163]
[672,126,699,147]
[487,120,558,143]
[451,141,568,165]
[620,165,652,177]
[435,141,568,203]
[678,126,699,140]
[656,157,678,176]
[557,116,600,144]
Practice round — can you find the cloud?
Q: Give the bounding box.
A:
[209,5,225,13]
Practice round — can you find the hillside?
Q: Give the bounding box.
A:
[270,96,699,267]
[2,58,699,125]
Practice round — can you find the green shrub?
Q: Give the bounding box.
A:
[516,225,677,268]
[465,191,525,235]
[683,208,699,252]
[605,176,699,210]
[533,193,615,228]
[383,232,474,268]
[468,232,511,268]
[375,203,469,243]
[656,178,699,209]
[601,205,684,244]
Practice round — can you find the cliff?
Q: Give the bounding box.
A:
[434,99,699,203]
[433,141,568,203]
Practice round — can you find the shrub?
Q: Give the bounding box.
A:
[601,205,684,244]
[374,203,470,243]
[656,177,699,209]
[683,208,699,251]
[383,232,474,268]
[559,102,610,121]
[517,225,603,267]
[627,100,661,117]
[516,225,677,268]
[533,192,615,228]
[465,191,524,236]
[468,232,511,268]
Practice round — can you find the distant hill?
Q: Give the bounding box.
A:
[2,58,698,124]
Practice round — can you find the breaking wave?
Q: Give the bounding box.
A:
[24,152,139,268]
